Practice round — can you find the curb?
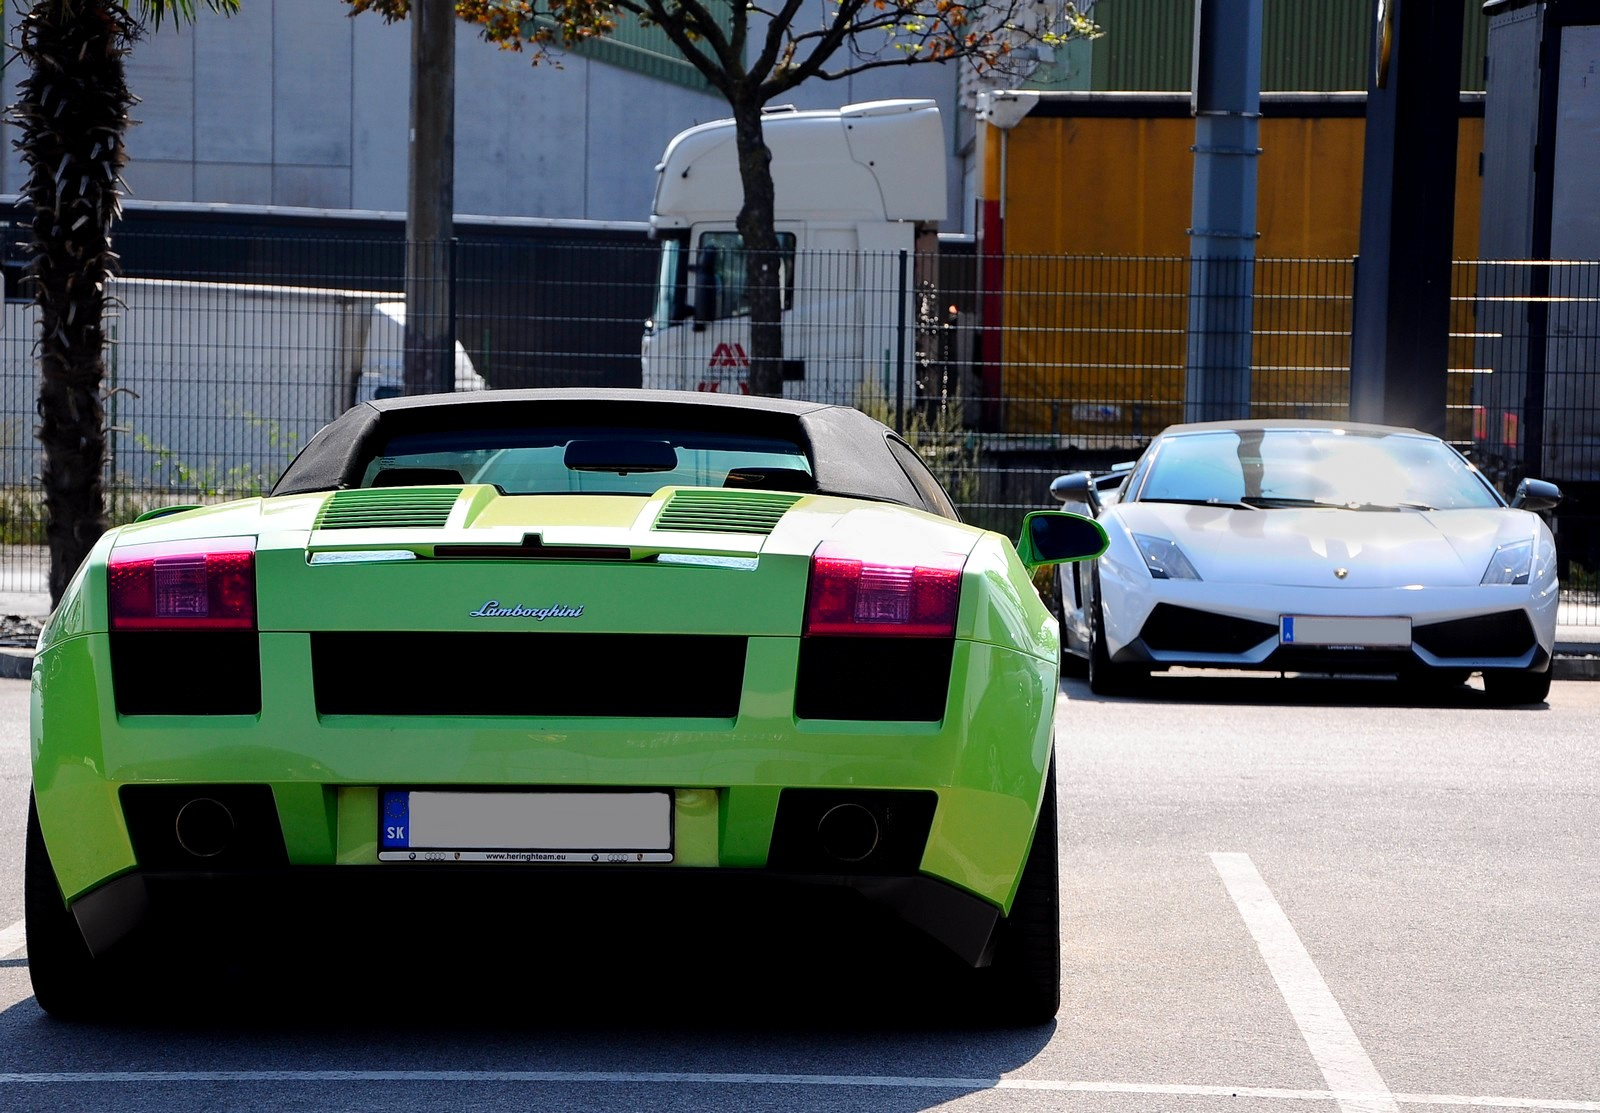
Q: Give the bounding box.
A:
[0,648,33,680]
[1553,654,1600,681]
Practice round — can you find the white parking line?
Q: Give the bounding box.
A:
[1212,852,1399,1113]
[0,1071,1594,1108]
[0,919,23,958]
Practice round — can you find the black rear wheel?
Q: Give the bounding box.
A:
[25,792,110,1020]
[977,755,1062,1025]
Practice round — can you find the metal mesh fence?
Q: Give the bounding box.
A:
[1,233,1595,617]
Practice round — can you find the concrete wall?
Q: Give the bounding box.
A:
[0,3,960,226]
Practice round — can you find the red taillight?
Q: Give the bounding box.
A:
[108,538,257,631]
[804,542,965,637]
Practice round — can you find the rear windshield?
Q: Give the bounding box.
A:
[359,426,815,496]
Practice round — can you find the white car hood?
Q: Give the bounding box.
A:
[1113,503,1534,588]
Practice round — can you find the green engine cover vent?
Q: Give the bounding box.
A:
[654,490,801,535]
[315,487,463,530]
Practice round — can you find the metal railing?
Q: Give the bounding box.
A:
[0,231,1594,617]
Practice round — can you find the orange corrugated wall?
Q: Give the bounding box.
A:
[991,113,1485,436]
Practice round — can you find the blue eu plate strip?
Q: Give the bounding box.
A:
[381,790,411,849]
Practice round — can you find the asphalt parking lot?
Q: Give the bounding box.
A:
[1,674,1596,1112]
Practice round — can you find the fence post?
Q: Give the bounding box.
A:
[1524,260,1550,477]
[449,236,459,390]
[896,249,908,433]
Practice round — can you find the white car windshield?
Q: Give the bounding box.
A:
[1137,428,1501,511]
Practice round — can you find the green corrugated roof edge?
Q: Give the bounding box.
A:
[535,11,722,92]
[1027,0,1488,93]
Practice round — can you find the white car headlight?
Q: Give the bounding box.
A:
[1133,533,1202,581]
[1481,539,1534,585]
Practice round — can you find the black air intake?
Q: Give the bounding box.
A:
[1139,605,1277,655]
[111,632,261,715]
[795,637,952,721]
[1413,611,1536,658]
[313,632,746,716]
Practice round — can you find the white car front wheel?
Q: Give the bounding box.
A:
[1087,570,1148,697]
[1481,668,1553,706]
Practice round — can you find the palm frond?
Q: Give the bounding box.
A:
[136,0,241,33]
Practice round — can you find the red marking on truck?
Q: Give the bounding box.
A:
[708,343,749,369]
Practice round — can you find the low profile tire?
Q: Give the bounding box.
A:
[977,756,1062,1026]
[1086,571,1146,697]
[25,792,108,1020]
[1481,667,1553,706]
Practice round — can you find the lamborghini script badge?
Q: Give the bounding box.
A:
[470,601,585,619]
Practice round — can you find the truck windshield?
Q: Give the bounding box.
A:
[695,231,797,320]
[651,236,690,329]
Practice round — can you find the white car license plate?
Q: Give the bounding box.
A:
[379,789,674,864]
[1280,615,1412,648]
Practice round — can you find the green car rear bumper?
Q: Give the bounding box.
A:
[32,629,1058,966]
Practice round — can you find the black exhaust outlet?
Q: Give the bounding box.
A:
[121,784,289,871]
[767,789,936,874]
[174,797,236,858]
[816,803,881,863]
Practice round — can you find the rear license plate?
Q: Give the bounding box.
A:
[379,789,673,864]
[1279,615,1412,648]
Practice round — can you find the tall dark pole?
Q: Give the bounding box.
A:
[405,0,456,396]
[1185,0,1263,423]
[1349,0,1466,434]
[1517,1,1569,479]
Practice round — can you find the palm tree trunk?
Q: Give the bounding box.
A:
[13,0,140,604]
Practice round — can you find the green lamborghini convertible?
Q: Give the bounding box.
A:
[26,389,1106,1022]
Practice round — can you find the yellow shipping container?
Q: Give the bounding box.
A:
[977,93,1484,440]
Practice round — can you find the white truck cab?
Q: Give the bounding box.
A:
[641,100,947,404]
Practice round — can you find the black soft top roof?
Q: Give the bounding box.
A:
[271,388,930,507]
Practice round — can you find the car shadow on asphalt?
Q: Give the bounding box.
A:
[0,937,1055,1100]
[2,898,1059,1041]
[1061,672,1552,709]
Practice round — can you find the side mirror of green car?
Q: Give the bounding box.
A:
[1015,510,1108,569]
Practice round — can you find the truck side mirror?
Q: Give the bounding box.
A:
[693,244,719,331]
